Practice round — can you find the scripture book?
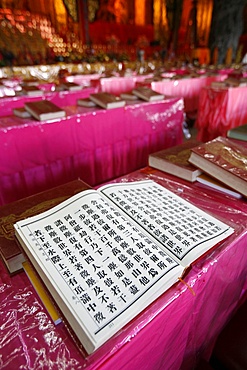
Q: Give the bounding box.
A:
[0,179,91,274]
[227,124,247,142]
[148,140,203,182]
[188,137,247,197]
[20,85,44,96]
[77,97,96,107]
[14,179,233,354]
[13,107,32,118]
[23,260,62,325]
[89,92,126,109]
[59,81,83,91]
[196,173,242,199]
[21,78,40,86]
[24,100,66,121]
[132,86,164,101]
[210,81,227,89]
[120,91,140,101]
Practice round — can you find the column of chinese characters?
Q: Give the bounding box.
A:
[28,192,178,333]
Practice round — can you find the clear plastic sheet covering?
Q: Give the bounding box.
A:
[0,97,184,206]
[196,85,247,141]
[1,168,247,370]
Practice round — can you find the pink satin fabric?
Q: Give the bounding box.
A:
[196,86,247,141]
[0,98,184,205]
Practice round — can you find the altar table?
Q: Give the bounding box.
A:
[0,168,246,370]
[0,97,184,206]
[196,85,247,141]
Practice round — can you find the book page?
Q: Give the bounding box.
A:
[99,180,234,267]
[14,188,183,353]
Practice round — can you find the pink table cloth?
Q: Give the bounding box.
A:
[196,86,247,142]
[0,97,184,206]
[1,168,246,370]
[149,75,227,114]
[0,86,97,117]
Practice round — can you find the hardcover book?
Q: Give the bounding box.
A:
[211,81,227,89]
[120,91,140,101]
[13,107,32,118]
[188,137,247,197]
[227,124,247,142]
[132,86,164,101]
[21,78,40,86]
[59,81,83,91]
[196,173,242,199]
[23,260,62,325]
[14,179,233,354]
[89,92,126,109]
[77,97,96,107]
[148,140,203,182]
[24,100,66,121]
[20,85,44,96]
[0,180,91,274]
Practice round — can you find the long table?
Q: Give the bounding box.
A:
[0,168,246,369]
[196,85,247,141]
[0,97,184,206]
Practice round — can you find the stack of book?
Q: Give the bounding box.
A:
[148,137,247,199]
[188,136,247,198]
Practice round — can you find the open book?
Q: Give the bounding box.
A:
[14,180,234,354]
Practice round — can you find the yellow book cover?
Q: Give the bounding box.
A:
[23,261,62,325]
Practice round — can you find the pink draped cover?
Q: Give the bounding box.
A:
[0,97,184,206]
[1,168,247,370]
[196,86,247,141]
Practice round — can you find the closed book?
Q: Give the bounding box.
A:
[77,97,96,107]
[148,140,203,182]
[13,107,31,118]
[120,91,139,101]
[132,86,164,101]
[24,100,66,121]
[196,173,242,199]
[211,81,227,89]
[0,179,91,274]
[21,85,44,96]
[188,137,247,197]
[89,92,126,109]
[59,81,83,91]
[22,78,40,86]
[224,77,241,87]
[227,124,247,142]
